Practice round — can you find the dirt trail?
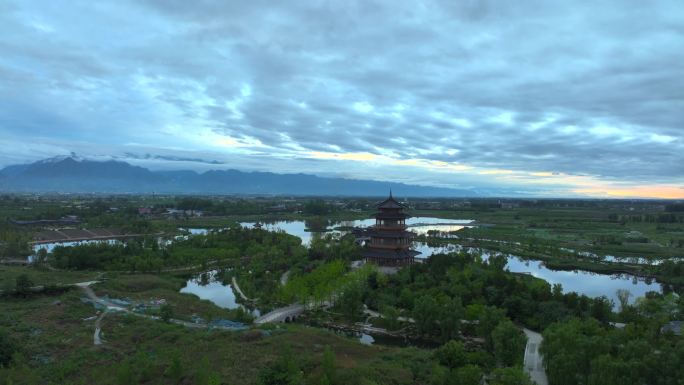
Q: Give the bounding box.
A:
[93,310,108,345]
[74,281,245,346]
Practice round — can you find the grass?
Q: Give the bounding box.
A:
[93,272,251,322]
[0,265,100,292]
[0,275,429,385]
[414,207,684,260]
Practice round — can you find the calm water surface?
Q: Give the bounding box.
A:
[237,219,664,305]
[179,270,260,316]
[33,217,667,306]
[414,243,661,305]
[240,217,473,245]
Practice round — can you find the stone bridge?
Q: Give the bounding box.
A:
[254,304,305,324]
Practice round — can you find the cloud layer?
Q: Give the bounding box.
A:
[1,0,683,197]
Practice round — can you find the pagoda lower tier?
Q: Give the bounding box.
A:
[361,248,421,266]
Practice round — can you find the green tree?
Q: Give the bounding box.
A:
[489,367,533,385]
[196,356,220,385]
[414,295,439,335]
[434,340,467,369]
[321,345,336,385]
[133,351,153,382]
[160,304,173,323]
[477,306,506,351]
[541,318,609,385]
[452,364,482,385]
[166,353,184,384]
[587,355,631,385]
[258,348,303,385]
[381,305,400,331]
[590,296,613,323]
[492,320,526,367]
[0,328,17,367]
[439,297,463,342]
[36,248,48,265]
[428,364,449,385]
[337,282,363,320]
[116,360,135,385]
[616,289,631,313]
[15,274,33,296]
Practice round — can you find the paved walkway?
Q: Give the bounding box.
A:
[254,304,304,324]
[231,276,257,301]
[523,328,548,385]
[363,307,415,323]
[280,270,290,286]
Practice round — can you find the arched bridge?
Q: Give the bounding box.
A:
[254,304,305,324]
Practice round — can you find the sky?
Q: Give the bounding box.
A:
[0,0,683,198]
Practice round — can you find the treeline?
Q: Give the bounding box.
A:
[360,252,683,385]
[608,213,684,224]
[279,251,622,383]
[364,252,619,383]
[372,253,615,332]
[542,291,684,385]
[0,224,31,258]
[50,226,307,272]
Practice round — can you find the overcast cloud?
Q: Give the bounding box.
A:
[1,0,683,197]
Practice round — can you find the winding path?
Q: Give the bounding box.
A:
[93,310,108,345]
[74,281,245,346]
[523,328,548,385]
[231,276,256,302]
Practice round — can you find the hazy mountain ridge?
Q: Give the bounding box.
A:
[0,157,480,196]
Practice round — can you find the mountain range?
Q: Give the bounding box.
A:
[0,156,481,196]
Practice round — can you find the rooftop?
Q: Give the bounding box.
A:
[377,191,405,210]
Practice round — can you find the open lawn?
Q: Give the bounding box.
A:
[413,207,684,259]
[0,265,100,292]
[1,266,433,385]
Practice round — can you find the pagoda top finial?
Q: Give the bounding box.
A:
[378,190,403,209]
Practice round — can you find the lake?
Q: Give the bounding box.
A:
[32,217,666,305]
[238,218,663,305]
[179,270,260,316]
[240,217,474,245]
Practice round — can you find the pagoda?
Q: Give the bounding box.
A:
[361,192,420,266]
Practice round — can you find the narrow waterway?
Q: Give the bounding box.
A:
[413,242,662,305]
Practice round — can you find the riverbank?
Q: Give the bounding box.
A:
[417,235,677,286]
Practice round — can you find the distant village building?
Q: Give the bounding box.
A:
[10,216,81,226]
[361,192,420,267]
[164,209,203,217]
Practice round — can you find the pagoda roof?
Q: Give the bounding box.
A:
[373,212,410,219]
[361,248,421,259]
[377,191,405,209]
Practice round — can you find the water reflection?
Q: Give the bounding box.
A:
[32,217,669,306]
[179,270,260,316]
[327,328,438,348]
[359,333,374,345]
[414,242,662,306]
[240,217,473,245]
